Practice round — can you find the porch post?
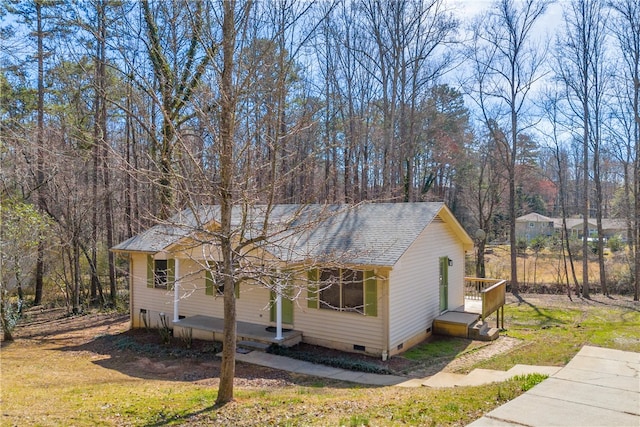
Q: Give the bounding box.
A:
[275,277,283,341]
[173,258,180,323]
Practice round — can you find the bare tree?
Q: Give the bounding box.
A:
[609,0,640,301]
[466,0,551,293]
[459,129,505,278]
[541,87,580,296]
[556,0,610,297]
[195,0,323,405]
[359,0,457,202]
[139,0,212,219]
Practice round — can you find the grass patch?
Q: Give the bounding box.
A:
[3,295,638,426]
[472,297,640,370]
[513,373,548,391]
[403,335,481,361]
[340,414,370,426]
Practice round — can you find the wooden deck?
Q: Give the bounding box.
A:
[173,315,302,348]
[433,311,480,338]
[464,298,482,314]
[432,298,499,341]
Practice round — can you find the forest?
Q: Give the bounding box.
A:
[1,0,639,330]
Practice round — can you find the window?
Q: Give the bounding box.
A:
[146,256,174,289]
[529,222,535,228]
[154,260,168,288]
[319,268,342,309]
[205,261,240,298]
[342,269,364,310]
[316,268,365,313]
[307,268,377,316]
[205,262,223,296]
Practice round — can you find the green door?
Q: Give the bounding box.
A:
[439,256,449,313]
[270,290,293,324]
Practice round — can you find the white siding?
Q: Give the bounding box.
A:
[130,253,177,328]
[293,275,386,355]
[387,217,466,349]
[130,254,271,328]
[131,253,384,353]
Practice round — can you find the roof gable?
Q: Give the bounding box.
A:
[516,213,554,223]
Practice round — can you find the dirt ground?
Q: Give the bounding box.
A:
[7,293,636,385]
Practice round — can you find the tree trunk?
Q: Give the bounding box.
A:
[91,62,100,305]
[509,132,518,294]
[593,144,607,295]
[95,0,117,304]
[73,237,81,314]
[216,0,238,406]
[34,1,45,306]
[476,239,486,278]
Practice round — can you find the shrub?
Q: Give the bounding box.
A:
[516,238,528,255]
[530,235,547,253]
[267,344,393,375]
[608,235,623,252]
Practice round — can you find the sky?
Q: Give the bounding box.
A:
[446,0,565,38]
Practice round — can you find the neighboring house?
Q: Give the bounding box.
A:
[560,218,628,241]
[516,213,628,242]
[112,202,474,358]
[515,213,555,241]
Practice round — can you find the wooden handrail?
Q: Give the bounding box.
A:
[464,277,506,329]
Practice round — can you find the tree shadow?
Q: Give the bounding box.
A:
[509,291,640,328]
[56,328,379,389]
[586,295,640,312]
[512,292,572,328]
[510,290,559,323]
[141,399,245,427]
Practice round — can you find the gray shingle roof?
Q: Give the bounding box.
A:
[112,202,459,266]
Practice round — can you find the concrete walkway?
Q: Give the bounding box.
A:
[469,346,640,426]
[235,349,561,388]
[236,345,640,426]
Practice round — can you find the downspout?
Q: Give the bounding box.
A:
[173,257,180,323]
[382,269,390,361]
[275,276,283,341]
[129,253,134,328]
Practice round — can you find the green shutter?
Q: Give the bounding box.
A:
[147,255,154,288]
[167,258,175,290]
[205,261,239,298]
[270,290,276,320]
[364,270,377,317]
[307,268,318,309]
[205,267,214,295]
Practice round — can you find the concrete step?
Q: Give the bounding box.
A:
[237,340,271,352]
[422,365,561,388]
[468,321,500,341]
[422,372,468,387]
[481,327,500,341]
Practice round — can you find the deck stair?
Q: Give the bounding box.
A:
[433,311,499,341]
[468,320,500,341]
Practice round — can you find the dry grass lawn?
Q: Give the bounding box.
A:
[1,292,638,426]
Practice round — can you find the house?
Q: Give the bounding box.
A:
[112,202,475,358]
[560,218,628,242]
[516,213,629,242]
[515,213,555,241]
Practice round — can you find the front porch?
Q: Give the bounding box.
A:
[173,315,303,349]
